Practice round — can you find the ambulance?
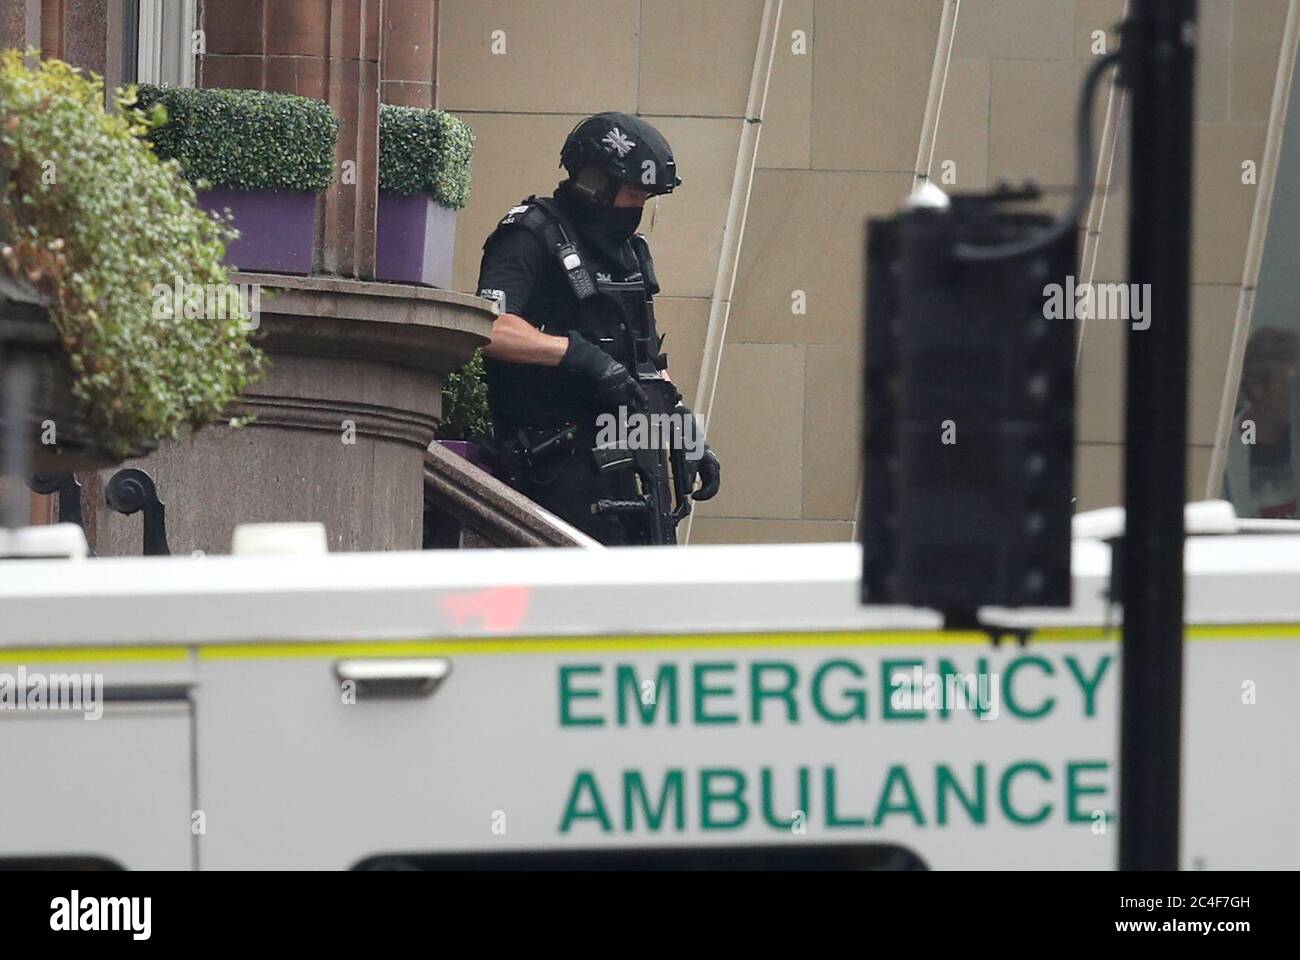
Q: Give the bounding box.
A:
[0,502,1296,870]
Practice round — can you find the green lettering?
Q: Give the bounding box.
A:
[559,770,612,832]
[882,659,925,721]
[872,764,925,825]
[750,661,799,724]
[559,664,604,727]
[937,657,992,720]
[825,765,868,827]
[693,662,739,725]
[1066,761,1109,823]
[700,768,748,829]
[999,761,1052,825]
[812,658,867,723]
[622,770,685,831]
[760,766,811,830]
[1002,656,1056,720]
[936,764,987,824]
[617,664,678,726]
[1064,655,1111,717]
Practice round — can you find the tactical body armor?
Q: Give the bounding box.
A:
[476,111,716,544]
[494,196,666,375]
[483,195,690,545]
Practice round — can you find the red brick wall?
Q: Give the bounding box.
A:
[380,0,436,107]
[197,0,386,278]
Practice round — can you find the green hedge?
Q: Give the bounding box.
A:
[135,84,340,192]
[378,105,474,210]
[0,53,263,456]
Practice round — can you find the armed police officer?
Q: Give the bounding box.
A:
[477,112,721,545]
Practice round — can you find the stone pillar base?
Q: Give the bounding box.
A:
[93,275,493,556]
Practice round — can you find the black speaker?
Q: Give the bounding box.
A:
[862,189,1076,614]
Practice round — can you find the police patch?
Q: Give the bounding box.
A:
[478,288,507,313]
[500,204,532,226]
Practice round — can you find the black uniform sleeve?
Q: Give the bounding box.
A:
[477,227,550,324]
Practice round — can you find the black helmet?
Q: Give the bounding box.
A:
[560,112,681,201]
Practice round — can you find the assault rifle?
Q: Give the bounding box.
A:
[590,237,694,545]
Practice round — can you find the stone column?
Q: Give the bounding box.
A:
[379,0,436,107]
[0,0,40,53]
[196,0,382,279]
[47,0,107,77]
[92,277,492,555]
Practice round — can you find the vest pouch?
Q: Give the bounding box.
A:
[575,291,637,369]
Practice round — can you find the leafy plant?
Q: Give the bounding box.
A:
[437,351,492,442]
[135,83,340,192]
[378,105,474,209]
[0,51,264,456]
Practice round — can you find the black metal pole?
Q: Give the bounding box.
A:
[1119,0,1197,871]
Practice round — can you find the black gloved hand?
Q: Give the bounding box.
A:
[560,332,648,413]
[673,401,721,501]
[692,446,721,501]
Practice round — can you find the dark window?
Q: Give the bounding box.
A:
[121,0,140,85]
[0,855,123,871]
[353,844,927,871]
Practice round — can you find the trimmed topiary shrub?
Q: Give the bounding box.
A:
[0,52,264,457]
[378,105,474,209]
[135,83,340,192]
[436,351,492,442]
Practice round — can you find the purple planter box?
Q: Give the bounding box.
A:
[437,439,487,471]
[426,439,488,548]
[376,192,458,288]
[198,187,317,274]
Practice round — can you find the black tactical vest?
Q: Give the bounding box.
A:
[488,195,670,426]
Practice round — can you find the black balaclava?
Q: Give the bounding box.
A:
[554,180,643,267]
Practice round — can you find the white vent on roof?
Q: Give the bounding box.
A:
[1072,500,1240,540]
[231,523,328,556]
[0,524,89,560]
